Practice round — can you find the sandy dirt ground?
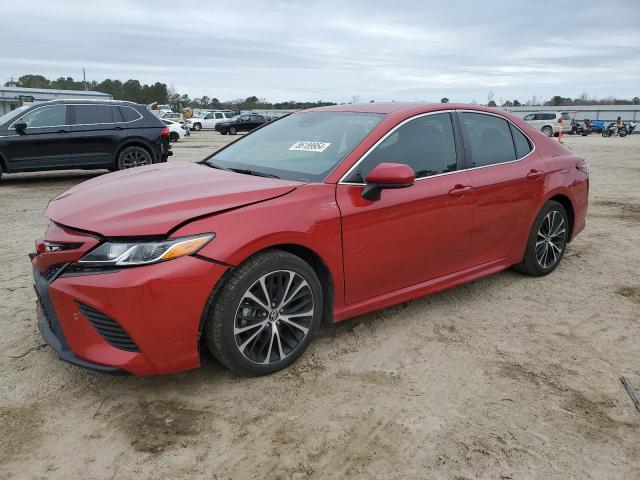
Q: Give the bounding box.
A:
[1,130,639,480]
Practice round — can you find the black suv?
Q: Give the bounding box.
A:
[0,99,171,180]
[214,113,267,135]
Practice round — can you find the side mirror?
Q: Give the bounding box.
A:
[361,163,415,201]
[14,122,27,132]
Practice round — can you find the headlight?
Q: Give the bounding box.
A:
[78,234,214,267]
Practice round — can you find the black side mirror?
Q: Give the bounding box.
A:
[14,122,27,132]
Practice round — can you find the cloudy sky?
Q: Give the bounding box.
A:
[2,1,639,103]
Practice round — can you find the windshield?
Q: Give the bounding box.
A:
[0,106,29,126]
[206,111,384,182]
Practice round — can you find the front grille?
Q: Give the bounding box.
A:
[77,303,140,352]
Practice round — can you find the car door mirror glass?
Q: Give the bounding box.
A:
[361,162,415,201]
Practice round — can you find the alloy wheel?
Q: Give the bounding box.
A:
[535,210,566,269]
[121,149,151,168]
[234,270,314,365]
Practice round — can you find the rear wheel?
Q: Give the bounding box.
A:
[514,201,568,276]
[542,126,553,137]
[116,146,153,170]
[229,126,237,135]
[602,130,611,137]
[619,129,627,137]
[169,132,180,142]
[220,130,228,135]
[205,250,323,375]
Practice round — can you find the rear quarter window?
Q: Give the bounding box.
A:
[119,106,142,122]
[509,124,533,159]
[74,105,114,124]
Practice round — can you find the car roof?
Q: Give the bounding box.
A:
[30,99,142,107]
[303,102,509,116]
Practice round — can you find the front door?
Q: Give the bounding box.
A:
[5,104,71,171]
[337,112,475,304]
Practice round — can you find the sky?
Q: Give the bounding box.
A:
[1,0,639,104]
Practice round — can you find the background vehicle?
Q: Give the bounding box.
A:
[602,122,628,137]
[0,99,171,180]
[215,113,267,134]
[626,121,636,134]
[522,111,572,136]
[185,110,235,131]
[161,118,190,142]
[32,103,588,376]
[589,119,606,133]
[161,112,183,123]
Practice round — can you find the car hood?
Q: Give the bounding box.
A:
[46,162,302,236]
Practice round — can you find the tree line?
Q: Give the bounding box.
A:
[4,74,336,111]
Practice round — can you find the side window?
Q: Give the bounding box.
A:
[523,114,534,121]
[347,113,457,182]
[509,124,532,159]
[542,113,555,120]
[74,105,114,124]
[119,106,140,122]
[215,112,223,119]
[19,105,67,128]
[459,112,516,167]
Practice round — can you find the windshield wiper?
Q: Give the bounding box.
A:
[228,168,280,179]
[205,162,233,172]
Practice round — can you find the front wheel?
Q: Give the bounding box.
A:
[229,126,237,135]
[205,250,323,375]
[220,130,228,135]
[193,123,202,131]
[619,129,627,137]
[602,130,611,137]
[514,201,568,276]
[542,126,553,137]
[116,146,153,170]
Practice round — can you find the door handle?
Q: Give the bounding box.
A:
[448,184,474,196]
[56,129,68,134]
[526,169,544,179]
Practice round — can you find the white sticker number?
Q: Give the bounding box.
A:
[289,141,331,152]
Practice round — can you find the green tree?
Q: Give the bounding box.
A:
[440,97,449,103]
[488,100,497,107]
[16,74,50,89]
[513,99,521,106]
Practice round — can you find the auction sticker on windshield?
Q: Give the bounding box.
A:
[289,141,331,152]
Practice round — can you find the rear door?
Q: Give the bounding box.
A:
[4,104,72,171]
[457,111,541,265]
[70,104,127,168]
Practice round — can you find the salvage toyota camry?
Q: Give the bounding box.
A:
[32,103,589,375]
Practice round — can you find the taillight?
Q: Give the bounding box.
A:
[160,127,170,137]
[558,117,562,124]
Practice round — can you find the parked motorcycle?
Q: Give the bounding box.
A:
[602,122,628,137]
[626,121,636,135]
[577,119,592,136]
[590,120,606,133]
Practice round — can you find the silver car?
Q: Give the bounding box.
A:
[522,111,572,137]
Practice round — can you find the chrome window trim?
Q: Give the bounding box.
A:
[8,103,142,130]
[338,109,536,186]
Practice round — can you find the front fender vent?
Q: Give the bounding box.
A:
[77,303,140,352]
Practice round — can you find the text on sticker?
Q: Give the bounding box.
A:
[289,141,331,152]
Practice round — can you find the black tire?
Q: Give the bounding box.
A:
[220,130,228,135]
[169,132,180,142]
[619,129,627,137]
[205,250,323,375]
[514,201,569,276]
[193,123,202,131]
[116,146,153,170]
[542,126,553,137]
[229,126,237,135]
[602,130,611,137]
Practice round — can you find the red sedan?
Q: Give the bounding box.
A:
[32,103,589,376]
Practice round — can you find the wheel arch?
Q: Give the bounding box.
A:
[0,152,7,172]
[115,139,156,165]
[547,193,575,240]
